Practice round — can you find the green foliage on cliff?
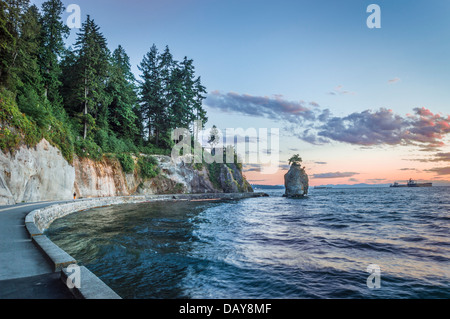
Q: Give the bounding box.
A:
[0,0,208,168]
[0,88,74,162]
[138,156,160,179]
[0,89,40,150]
[73,138,102,162]
[206,162,222,190]
[117,153,135,174]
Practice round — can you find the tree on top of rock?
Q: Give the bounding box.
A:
[288,154,302,166]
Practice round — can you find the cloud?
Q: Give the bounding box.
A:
[314,161,327,165]
[430,152,450,162]
[312,172,359,179]
[206,91,450,150]
[206,91,316,124]
[425,166,450,175]
[388,77,401,84]
[329,85,356,96]
[291,128,329,145]
[244,165,262,172]
[244,163,291,172]
[317,108,406,146]
[317,107,450,148]
[399,168,419,171]
[410,152,450,162]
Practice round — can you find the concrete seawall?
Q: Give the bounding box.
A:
[24,192,268,299]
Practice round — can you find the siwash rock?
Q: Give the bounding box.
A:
[284,164,309,197]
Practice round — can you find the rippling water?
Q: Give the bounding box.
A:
[46,187,450,299]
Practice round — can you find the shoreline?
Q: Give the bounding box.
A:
[24,192,268,299]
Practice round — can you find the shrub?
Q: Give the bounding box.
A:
[0,88,40,152]
[16,85,51,128]
[206,162,222,190]
[74,138,103,161]
[117,153,135,173]
[139,144,171,156]
[138,155,160,179]
[95,129,139,155]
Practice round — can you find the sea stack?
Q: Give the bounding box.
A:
[284,154,309,197]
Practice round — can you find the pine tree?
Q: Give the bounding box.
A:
[14,5,50,126]
[107,45,138,139]
[72,15,111,139]
[0,1,15,87]
[2,0,32,91]
[15,5,43,93]
[39,0,69,109]
[157,45,175,146]
[138,44,164,145]
[193,76,208,125]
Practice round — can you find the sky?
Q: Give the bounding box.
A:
[32,0,450,186]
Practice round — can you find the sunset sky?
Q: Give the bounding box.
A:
[32,0,450,186]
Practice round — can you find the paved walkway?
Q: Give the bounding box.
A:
[0,201,74,299]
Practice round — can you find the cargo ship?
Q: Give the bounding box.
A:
[390,179,432,187]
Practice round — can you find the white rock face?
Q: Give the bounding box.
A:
[72,156,129,199]
[0,140,252,205]
[0,172,14,205]
[0,139,75,204]
[154,155,217,194]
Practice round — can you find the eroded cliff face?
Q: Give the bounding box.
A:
[0,139,75,204]
[72,156,130,198]
[0,139,253,205]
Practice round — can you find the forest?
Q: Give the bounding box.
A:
[0,0,208,169]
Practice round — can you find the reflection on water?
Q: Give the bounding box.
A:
[46,187,450,299]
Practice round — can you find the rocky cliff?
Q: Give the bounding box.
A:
[0,139,253,205]
[284,164,309,197]
[0,139,75,205]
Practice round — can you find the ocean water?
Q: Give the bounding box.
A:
[46,187,450,299]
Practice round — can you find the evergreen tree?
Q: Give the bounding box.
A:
[138,44,163,145]
[180,57,208,128]
[15,5,43,93]
[157,45,174,146]
[0,1,15,87]
[2,0,32,91]
[1,8,210,160]
[39,0,69,109]
[193,76,208,126]
[71,15,111,139]
[11,4,51,127]
[59,47,78,116]
[107,45,138,139]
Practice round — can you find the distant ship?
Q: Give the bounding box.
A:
[390,179,432,188]
[314,186,332,189]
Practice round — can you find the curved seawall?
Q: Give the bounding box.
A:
[24,192,267,299]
